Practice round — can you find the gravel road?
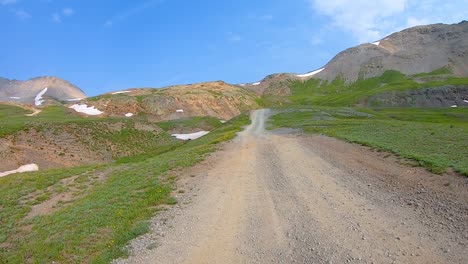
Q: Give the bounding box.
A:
[115,109,468,264]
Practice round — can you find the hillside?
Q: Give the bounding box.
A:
[0,20,467,264]
[82,81,260,121]
[242,21,468,97]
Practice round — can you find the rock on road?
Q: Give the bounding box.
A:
[115,109,468,264]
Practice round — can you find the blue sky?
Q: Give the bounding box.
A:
[1,0,467,95]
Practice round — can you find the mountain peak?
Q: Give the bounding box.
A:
[0,76,87,105]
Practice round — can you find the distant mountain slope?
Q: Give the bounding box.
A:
[240,21,467,98]
[0,76,87,105]
[313,21,468,82]
[81,81,260,121]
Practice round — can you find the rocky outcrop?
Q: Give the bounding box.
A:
[313,21,468,82]
[366,85,468,107]
[0,76,86,105]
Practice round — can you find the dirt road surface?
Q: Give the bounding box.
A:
[115,109,468,264]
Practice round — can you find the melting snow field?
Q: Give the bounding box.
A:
[69,104,104,115]
[125,113,134,117]
[65,98,84,102]
[112,91,131,95]
[172,131,210,140]
[451,105,458,108]
[35,87,48,106]
[463,100,468,103]
[0,164,39,178]
[176,109,184,113]
[296,68,325,78]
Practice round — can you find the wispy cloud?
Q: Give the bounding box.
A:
[227,32,242,42]
[15,9,30,20]
[311,0,407,43]
[1,0,16,5]
[63,8,74,17]
[52,7,74,23]
[259,14,274,21]
[52,13,61,23]
[104,0,165,27]
[310,36,322,45]
[310,0,468,43]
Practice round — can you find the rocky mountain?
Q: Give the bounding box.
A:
[79,81,260,121]
[241,21,467,96]
[312,21,468,82]
[0,76,87,105]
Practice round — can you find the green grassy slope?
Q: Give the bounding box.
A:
[269,107,468,175]
[268,68,468,176]
[0,114,250,263]
[288,69,468,107]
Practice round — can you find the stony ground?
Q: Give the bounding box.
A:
[114,109,468,264]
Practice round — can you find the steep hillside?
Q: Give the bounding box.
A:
[0,104,184,172]
[0,76,86,105]
[313,21,468,82]
[288,69,468,107]
[80,81,260,121]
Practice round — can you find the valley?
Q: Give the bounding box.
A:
[0,21,467,263]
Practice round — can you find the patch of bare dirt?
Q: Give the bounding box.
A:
[24,168,114,219]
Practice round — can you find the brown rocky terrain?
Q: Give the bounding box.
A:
[241,73,297,96]
[0,120,174,172]
[84,81,260,121]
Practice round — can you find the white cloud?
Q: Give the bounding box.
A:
[1,0,16,5]
[312,0,407,43]
[104,0,164,27]
[406,17,430,27]
[63,8,74,16]
[15,9,30,20]
[311,0,468,43]
[52,13,61,23]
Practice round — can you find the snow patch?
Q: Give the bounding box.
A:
[112,91,131,95]
[239,84,246,87]
[9,97,21,99]
[220,120,226,124]
[125,113,134,117]
[0,164,39,178]
[451,105,458,108]
[463,100,468,103]
[372,41,380,46]
[69,104,104,115]
[296,68,325,78]
[176,109,184,113]
[34,87,48,106]
[251,82,261,86]
[172,131,210,141]
[64,98,84,102]
[26,109,42,117]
